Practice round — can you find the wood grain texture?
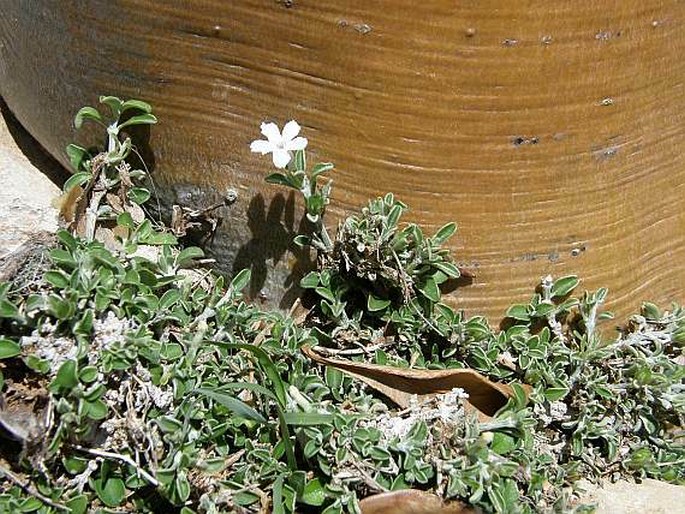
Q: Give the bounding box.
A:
[1,1,684,322]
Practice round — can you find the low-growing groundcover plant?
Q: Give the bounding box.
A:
[0,103,681,514]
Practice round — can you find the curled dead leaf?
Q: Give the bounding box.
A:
[55,184,83,226]
[302,346,530,420]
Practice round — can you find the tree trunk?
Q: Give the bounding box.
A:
[1,1,683,321]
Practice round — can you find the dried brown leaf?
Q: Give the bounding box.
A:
[302,346,530,420]
[360,490,479,514]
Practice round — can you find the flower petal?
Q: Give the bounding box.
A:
[250,139,273,154]
[272,149,291,169]
[281,120,301,142]
[286,136,308,151]
[260,122,282,144]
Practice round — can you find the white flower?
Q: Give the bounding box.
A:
[250,120,308,168]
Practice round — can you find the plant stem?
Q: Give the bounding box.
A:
[316,218,334,253]
[72,445,159,487]
[0,465,69,511]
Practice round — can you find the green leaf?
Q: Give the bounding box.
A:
[99,96,123,117]
[506,304,530,321]
[83,383,106,402]
[325,367,343,396]
[432,222,457,244]
[300,272,320,289]
[176,246,204,266]
[488,484,507,513]
[66,144,90,173]
[544,387,569,402]
[116,211,135,229]
[25,355,50,374]
[293,234,311,248]
[156,416,183,433]
[18,497,43,512]
[65,494,88,514]
[641,302,661,320]
[288,471,307,497]
[0,299,20,318]
[292,149,306,172]
[74,106,105,129]
[92,249,119,269]
[231,268,251,292]
[367,295,391,312]
[551,275,580,298]
[432,260,460,278]
[0,338,21,359]
[159,289,181,310]
[50,248,77,268]
[272,475,286,514]
[51,360,78,391]
[120,98,153,114]
[627,447,654,469]
[43,270,70,289]
[534,302,556,317]
[510,383,529,409]
[315,286,335,303]
[194,388,266,423]
[311,162,334,178]
[306,194,325,216]
[304,439,320,459]
[639,414,658,435]
[57,229,77,252]
[96,477,126,508]
[63,171,91,192]
[418,277,440,303]
[386,204,403,229]
[265,173,294,188]
[491,433,516,455]
[160,342,184,361]
[118,113,158,129]
[673,328,685,344]
[175,472,191,502]
[301,478,326,506]
[140,231,177,245]
[155,468,175,487]
[127,187,151,205]
[283,412,336,426]
[78,366,99,383]
[500,479,520,505]
[210,342,288,409]
[195,375,296,469]
[234,490,260,506]
[85,399,108,420]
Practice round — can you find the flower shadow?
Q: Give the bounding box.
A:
[232,192,315,309]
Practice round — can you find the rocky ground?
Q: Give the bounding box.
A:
[0,101,62,257]
[0,102,683,513]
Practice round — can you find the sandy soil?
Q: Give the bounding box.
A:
[0,100,63,258]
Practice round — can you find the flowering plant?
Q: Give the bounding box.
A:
[249,120,308,169]
[251,120,335,253]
